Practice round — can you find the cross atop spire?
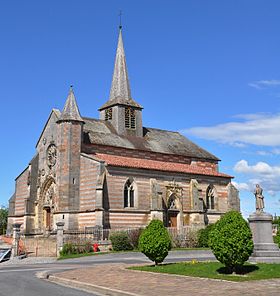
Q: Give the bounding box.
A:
[109,27,131,101]
[58,86,84,123]
[119,10,122,29]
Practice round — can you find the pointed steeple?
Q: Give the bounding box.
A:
[58,86,84,123]
[99,26,143,137]
[99,27,142,111]
[109,27,131,101]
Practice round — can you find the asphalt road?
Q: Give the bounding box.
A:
[0,250,214,296]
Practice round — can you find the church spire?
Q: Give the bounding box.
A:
[109,27,132,101]
[58,86,84,123]
[99,25,143,137]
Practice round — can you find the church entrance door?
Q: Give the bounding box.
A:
[45,208,51,230]
[168,210,178,227]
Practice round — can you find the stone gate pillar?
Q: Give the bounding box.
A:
[11,223,22,258]
[56,222,65,257]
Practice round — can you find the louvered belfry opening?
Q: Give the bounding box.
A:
[125,107,136,129]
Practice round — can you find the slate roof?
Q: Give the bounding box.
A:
[83,117,220,161]
[93,153,230,178]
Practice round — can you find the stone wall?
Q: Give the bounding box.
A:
[79,155,99,211]
[22,236,57,257]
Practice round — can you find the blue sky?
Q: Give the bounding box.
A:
[0,1,279,217]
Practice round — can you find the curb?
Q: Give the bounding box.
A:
[36,270,50,279]
[48,275,140,296]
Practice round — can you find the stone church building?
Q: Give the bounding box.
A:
[8,28,239,235]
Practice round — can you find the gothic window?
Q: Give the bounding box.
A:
[125,107,136,129]
[124,179,136,208]
[206,185,216,210]
[105,108,112,121]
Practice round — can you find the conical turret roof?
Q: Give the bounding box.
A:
[58,87,84,122]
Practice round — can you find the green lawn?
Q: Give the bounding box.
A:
[130,261,280,282]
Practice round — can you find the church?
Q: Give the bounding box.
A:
[8,27,239,235]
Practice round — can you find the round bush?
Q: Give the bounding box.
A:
[139,219,172,265]
[197,224,215,247]
[109,231,133,251]
[209,211,253,273]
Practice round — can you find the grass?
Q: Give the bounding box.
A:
[129,261,280,282]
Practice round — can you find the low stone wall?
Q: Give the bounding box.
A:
[22,236,57,257]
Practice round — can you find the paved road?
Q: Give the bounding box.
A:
[0,250,214,296]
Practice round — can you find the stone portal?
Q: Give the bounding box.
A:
[164,181,183,230]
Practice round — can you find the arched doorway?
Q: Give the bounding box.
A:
[36,177,57,233]
[164,181,183,229]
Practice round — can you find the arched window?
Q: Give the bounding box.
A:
[168,194,177,210]
[206,185,216,210]
[124,179,136,208]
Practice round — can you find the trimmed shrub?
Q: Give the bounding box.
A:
[109,231,133,251]
[139,219,172,265]
[197,224,215,247]
[209,211,253,273]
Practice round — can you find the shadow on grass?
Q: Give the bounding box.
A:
[217,265,259,275]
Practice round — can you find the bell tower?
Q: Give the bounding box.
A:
[99,27,143,137]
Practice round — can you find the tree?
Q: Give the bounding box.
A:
[209,211,253,273]
[138,219,172,265]
[0,207,8,235]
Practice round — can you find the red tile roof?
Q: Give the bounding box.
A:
[94,153,232,178]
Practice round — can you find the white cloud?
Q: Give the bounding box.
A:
[233,113,270,120]
[249,80,280,89]
[272,148,280,155]
[256,150,271,156]
[233,160,280,195]
[232,181,250,191]
[183,113,280,147]
[256,149,280,156]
